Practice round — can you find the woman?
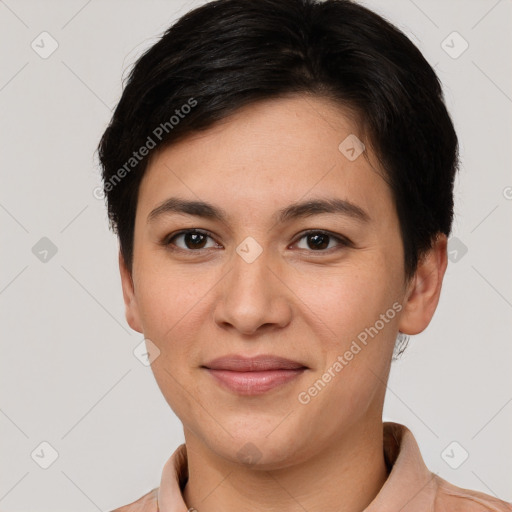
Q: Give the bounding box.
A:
[97,0,512,510]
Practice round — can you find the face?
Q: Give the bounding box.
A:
[120,94,445,468]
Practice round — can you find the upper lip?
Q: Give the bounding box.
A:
[202,354,308,371]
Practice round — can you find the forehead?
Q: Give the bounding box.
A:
[137,94,393,227]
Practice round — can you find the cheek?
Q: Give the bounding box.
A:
[135,268,208,415]
[291,260,399,349]
[133,262,221,400]
[135,261,207,336]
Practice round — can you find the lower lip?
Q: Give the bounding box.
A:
[205,368,306,395]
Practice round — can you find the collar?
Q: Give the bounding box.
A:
[157,422,437,512]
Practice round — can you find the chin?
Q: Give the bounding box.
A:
[199,423,307,469]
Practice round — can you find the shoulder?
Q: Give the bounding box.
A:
[433,474,512,512]
[109,487,159,512]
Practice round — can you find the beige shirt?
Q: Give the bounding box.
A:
[112,422,512,512]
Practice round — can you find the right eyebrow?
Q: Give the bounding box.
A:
[147,197,229,224]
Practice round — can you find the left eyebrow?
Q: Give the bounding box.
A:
[147,196,370,225]
[275,198,370,224]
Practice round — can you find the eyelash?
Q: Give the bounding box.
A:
[161,229,353,254]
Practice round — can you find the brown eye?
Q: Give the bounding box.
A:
[165,229,219,251]
[294,230,351,252]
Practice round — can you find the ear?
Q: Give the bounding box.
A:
[398,233,448,335]
[119,250,143,333]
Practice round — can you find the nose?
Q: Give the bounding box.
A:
[213,245,292,336]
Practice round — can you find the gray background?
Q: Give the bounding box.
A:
[1,0,511,510]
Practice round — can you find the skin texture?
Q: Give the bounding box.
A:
[119,94,448,512]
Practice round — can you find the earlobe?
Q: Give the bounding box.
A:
[119,250,143,333]
[398,234,448,335]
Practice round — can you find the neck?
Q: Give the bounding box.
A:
[182,419,389,512]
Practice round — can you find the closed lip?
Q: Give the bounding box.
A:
[202,354,308,371]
